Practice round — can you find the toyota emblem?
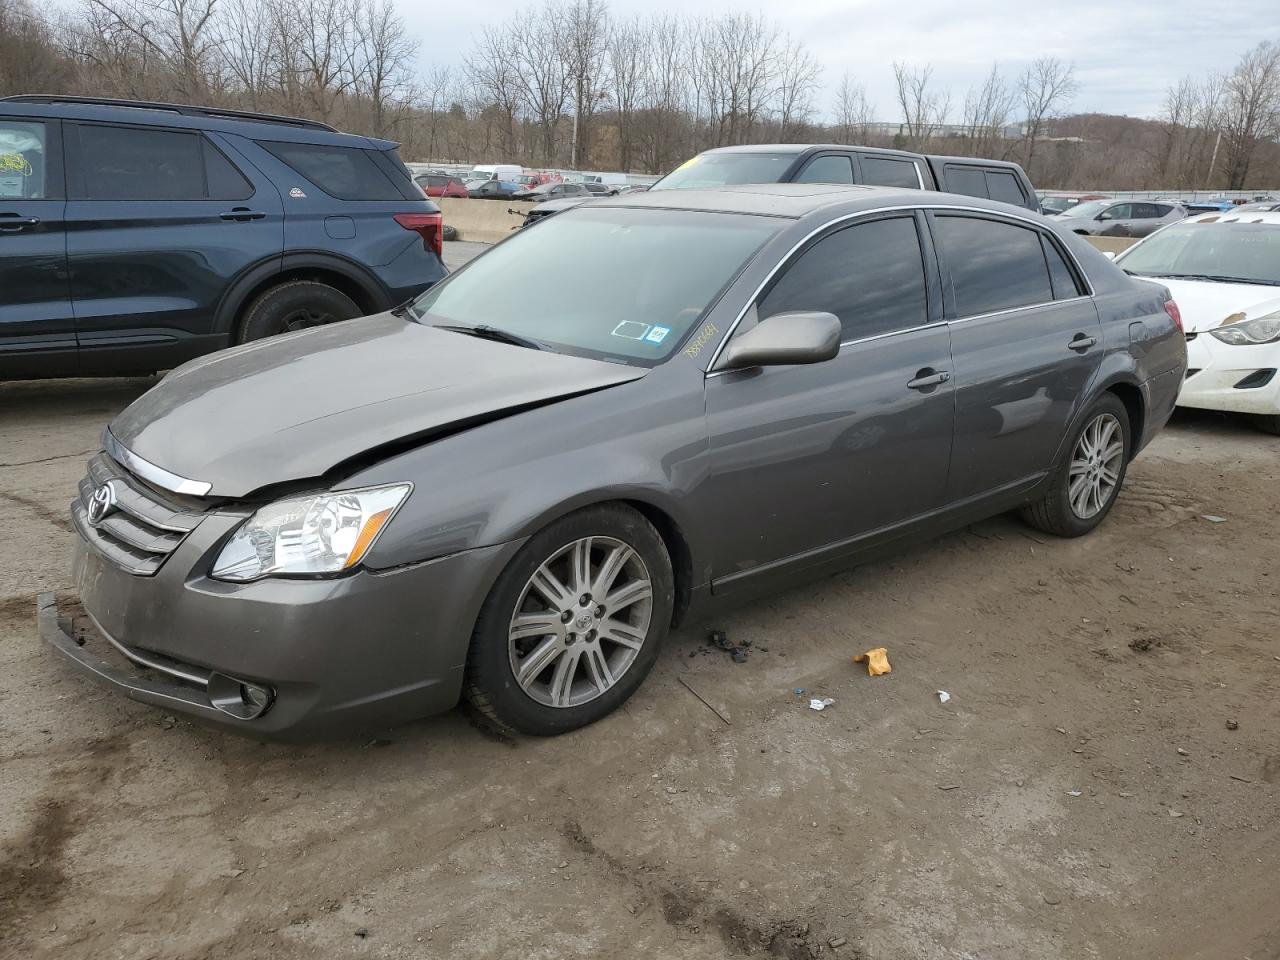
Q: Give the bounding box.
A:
[87,482,116,525]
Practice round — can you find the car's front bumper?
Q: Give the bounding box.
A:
[41,521,522,740]
[1179,334,1280,415]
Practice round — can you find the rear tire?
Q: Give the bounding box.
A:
[237,280,361,343]
[464,504,674,736]
[1020,394,1131,538]
[1253,414,1280,436]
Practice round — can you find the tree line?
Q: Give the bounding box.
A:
[2,0,1278,189]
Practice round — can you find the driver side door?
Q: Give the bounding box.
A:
[701,211,956,593]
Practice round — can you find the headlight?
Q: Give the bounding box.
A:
[211,483,412,582]
[1210,312,1280,345]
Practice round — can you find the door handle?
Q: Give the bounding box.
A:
[220,209,267,221]
[0,215,40,232]
[907,369,950,390]
[1069,334,1098,352]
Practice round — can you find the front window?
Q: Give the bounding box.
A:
[467,169,495,181]
[408,207,778,365]
[651,152,796,190]
[1117,221,1280,286]
[0,119,47,199]
[1063,199,1111,219]
[1039,196,1079,214]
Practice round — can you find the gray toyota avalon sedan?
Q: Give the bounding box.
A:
[40,184,1187,739]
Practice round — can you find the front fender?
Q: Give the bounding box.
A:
[349,361,713,573]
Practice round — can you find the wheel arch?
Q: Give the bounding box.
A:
[214,252,392,340]
[502,490,699,630]
[1104,380,1145,460]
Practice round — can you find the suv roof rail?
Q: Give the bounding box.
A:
[1,95,339,133]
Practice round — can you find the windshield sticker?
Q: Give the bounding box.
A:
[645,325,671,344]
[684,321,719,359]
[612,321,651,340]
[289,186,307,199]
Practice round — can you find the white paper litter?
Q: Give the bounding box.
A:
[808,698,835,711]
[937,690,951,703]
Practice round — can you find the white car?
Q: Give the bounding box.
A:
[1115,210,1280,435]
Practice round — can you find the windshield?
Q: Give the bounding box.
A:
[1118,220,1280,285]
[409,207,777,365]
[651,152,796,191]
[1040,196,1080,214]
[1060,199,1111,218]
[467,170,495,181]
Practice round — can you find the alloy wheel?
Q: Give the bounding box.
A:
[1068,412,1124,519]
[507,536,653,708]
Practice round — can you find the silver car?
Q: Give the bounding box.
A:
[40,185,1187,739]
[1052,199,1186,238]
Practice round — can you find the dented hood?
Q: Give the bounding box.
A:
[110,313,646,497]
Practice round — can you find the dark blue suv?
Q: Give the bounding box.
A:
[0,96,447,380]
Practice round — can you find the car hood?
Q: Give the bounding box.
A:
[1133,277,1280,332]
[110,313,647,498]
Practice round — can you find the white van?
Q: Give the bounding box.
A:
[466,164,522,184]
[583,172,629,188]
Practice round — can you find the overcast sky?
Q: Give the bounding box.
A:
[400,0,1272,121]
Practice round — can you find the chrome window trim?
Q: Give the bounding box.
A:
[103,429,213,497]
[704,202,1095,374]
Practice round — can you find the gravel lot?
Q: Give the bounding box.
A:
[2,299,1278,959]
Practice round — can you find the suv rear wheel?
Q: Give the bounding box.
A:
[238,280,360,343]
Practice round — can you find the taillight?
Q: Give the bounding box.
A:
[1163,299,1183,333]
[394,212,443,259]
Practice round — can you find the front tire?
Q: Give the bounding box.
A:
[1253,414,1280,436]
[1020,394,1131,537]
[238,280,360,343]
[464,504,674,736]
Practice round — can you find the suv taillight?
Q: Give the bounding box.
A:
[394,212,443,259]
[1163,299,1183,333]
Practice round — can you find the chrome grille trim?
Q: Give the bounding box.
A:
[74,453,207,576]
[103,429,213,497]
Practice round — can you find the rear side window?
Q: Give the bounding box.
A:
[985,170,1026,206]
[0,119,49,199]
[795,155,854,184]
[944,166,987,199]
[933,215,1053,317]
[859,155,920,188]
[77,124,204,200]
[759,215,929,340]
[203,139,253,200]
[259,141,402,200]
[1041,236,1082,299]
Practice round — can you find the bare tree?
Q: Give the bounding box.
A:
[832,71,872,144]
[1019,56,1077,171]
[349,0,417,138]
[514,2,572,166]
[1219,41,1280,189]
[465,24,521,160]
[214,0,273,109]
[961,63,1016,157]
[0,0,72,95]
[608,16,646,171]
[773,34,820,139]
[560,0,610,167]
[893,62,949,148]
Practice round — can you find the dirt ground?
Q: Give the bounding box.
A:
[2,371,1278,960]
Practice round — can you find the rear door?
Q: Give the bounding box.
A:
[931,211,1102,502]
[703,211,954,589]
[0,116,75,378]
[64,121,284,372]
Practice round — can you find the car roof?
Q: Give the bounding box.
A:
[0,96,391,149]
[589,182,1038,220]
[925,153,1025,172]
[699,143,924,161]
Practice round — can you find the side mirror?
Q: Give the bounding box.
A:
[717,311,841,371]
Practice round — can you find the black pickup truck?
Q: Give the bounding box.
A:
[522,143,1038,226]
